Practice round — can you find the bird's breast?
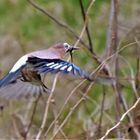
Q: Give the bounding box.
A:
[21,67,42,86]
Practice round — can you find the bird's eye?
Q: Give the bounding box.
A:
[64,43,70,50]
[65,45,69,49]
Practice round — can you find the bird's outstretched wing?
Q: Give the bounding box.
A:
[28,57,114,84]
[0,55,28,88]
[27,57,91,80]
[0,56,50,99]
[0,65,26,87]
[0,79,49,99]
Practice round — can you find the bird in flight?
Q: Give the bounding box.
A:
[0,42,93,99]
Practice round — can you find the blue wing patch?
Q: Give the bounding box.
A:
[28,57,90,80]
[0,65,26,87]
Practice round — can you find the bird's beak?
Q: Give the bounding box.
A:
[66,46,80,53]
[68,46,79,62]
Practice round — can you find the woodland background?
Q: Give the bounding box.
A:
[0,0,140,139]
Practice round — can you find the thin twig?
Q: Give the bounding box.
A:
[48,39,138,139]
[106,0,118,56]
[119,54,138,99]
[135,37,140,97]
[100,98,140,140]
[44,0,97,136]
[79,91,114,124]
[45,41,138,136]
[27,0,103,68]
[25,94,41,139]
[73,0,96,48]
[52,104,68,140]
[116,54,140,139]
[27,0,89,50]
[105,0,123,137]
[98,86,106,135]
[114,58,122,137]
[79,0,93,53]
[35,74,59,140]
[112,0,121,121]
[45,79,86,136]
[50,82,94,140]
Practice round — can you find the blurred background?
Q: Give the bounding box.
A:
[0,0,140,139]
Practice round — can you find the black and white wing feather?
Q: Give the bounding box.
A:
[28,57,91,80]
[0,55,28,88]
[0,56,50,99]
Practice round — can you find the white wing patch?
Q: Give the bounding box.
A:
[54,64,63,69]
[60,65,68,70]
[49,63,59,68]
[10,55,28,72]
[67,66,72,72]
[27,57,89,79]
[46,62,54,66]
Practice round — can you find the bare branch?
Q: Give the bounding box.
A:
[98,86,106,135]
[79,0,93,53]
[27,0,104,68]
[35,74,59,140]
[27,0,89,50]
[106,0,118,56]
[45,79,86,136]
[100,98,140,140]
[50,82,94,139]
[25,95,41,139]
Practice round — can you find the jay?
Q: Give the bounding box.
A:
[0,42,93,99]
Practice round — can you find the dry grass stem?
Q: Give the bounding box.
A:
[35,74,59,140]
[100,98,140,140]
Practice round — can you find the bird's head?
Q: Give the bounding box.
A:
[52,42,79,60]
[63,42,79,53]
[53,42,79,53]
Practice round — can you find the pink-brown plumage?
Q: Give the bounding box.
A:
[0,42,91,99]
[28,43,65,59]
[0,42,113,99]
